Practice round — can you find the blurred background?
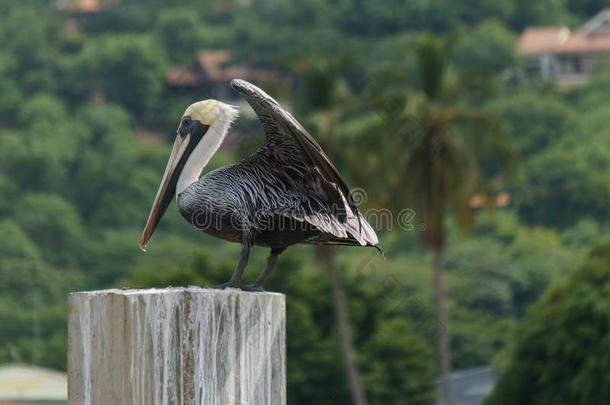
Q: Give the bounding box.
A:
[0,0,609,404]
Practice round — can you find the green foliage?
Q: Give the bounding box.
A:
[76,34,166,115]
[457,0,515,24]
[340,0,451,35]
[0,1,607,404]
[445,214,583,368]
[155,7,232,65]
[417,35,452,100]
[453,21,518,75]
[509,0,571,30]
[155,9,210,64]
[517,127,610,226]
[0,52,21,120]
[487,240,610,405]
[0,220,70,368]
[398,36,518,248]
[362,319,435,403]
[567,0,608,18]
[0,220,45,297]
[0,5,63,96]
[121,247,436,405]
[486,91,574,156]
[12,193,86,268]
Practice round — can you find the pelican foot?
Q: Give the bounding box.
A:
[212,281,264,292]
[242,284,265,292]
[212,280,246,290]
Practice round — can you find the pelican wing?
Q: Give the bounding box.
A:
[231,79,378,246]
[231,79,357,214]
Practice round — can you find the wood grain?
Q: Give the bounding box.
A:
[68,288,286,405]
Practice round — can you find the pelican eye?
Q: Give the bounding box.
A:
[178,117,193,137]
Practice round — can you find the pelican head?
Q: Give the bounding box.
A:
[139,100,238,251]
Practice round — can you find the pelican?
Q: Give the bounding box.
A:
[139,79,380,291]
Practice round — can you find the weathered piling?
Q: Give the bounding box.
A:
[68,287,286,405]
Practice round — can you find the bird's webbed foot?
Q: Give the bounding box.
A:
[211,280,264,292]
[212,280,246,290]
[242,283,265,292]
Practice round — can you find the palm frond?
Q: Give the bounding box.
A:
[416,35,452,101]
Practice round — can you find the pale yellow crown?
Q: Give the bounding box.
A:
[183,100,239,126]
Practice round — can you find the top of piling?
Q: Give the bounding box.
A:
[68,286,286,298]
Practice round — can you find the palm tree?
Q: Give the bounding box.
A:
[295,56,369,405]
[401,35,516,405]
[345,35,516,404]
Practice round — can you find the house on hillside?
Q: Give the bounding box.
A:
[0,363,67,405]
[166,50,276,100]
[57,0,119,33]
[518,9,610,86]
[56,0,118,14]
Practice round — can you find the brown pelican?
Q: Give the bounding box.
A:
[139,79,379,291]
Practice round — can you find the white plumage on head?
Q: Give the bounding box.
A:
[176,101,239,195]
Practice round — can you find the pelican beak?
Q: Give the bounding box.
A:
[139,133,192,251]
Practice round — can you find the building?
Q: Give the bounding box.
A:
[166,50,275,100]
[0,363,67,405]
[56,0,117,14]
[436,366,498,405]
[518,9,610,85]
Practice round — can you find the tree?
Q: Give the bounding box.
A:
[295,55,370,405]
[0,95,89,193]
[444,217,582,368]
[392,35,516,405]
[12,193,86,268]
[516,124,610,226]
[339,0,441,36]
[566,0,607,18]
[76,34,166,116]
[508,0,570,31]
[0,5,62,96]
[485,91,574,157]
[487,240,610,405]
[452,21,518,76]
[67,103,145,226]
[121,247,436,405]
[0,52,21,122]
[3,0,608,401]
[155,8,204,64]
[0,220,68,368]
[363,319,435,404]
[456,0,515,25]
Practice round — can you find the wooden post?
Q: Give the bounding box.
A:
[68,288,286,405]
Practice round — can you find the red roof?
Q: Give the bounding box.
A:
[518,27,570,55]
[196,51,274,82]
[554,31,610,54]
[167,50,275,87]
[196,50,233,81]
[56,0,107,13]
[518,10,610,55]
[166,67,202,87]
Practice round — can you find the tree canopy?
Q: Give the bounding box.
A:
[0,1,608,404]
[487,240,610,405]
